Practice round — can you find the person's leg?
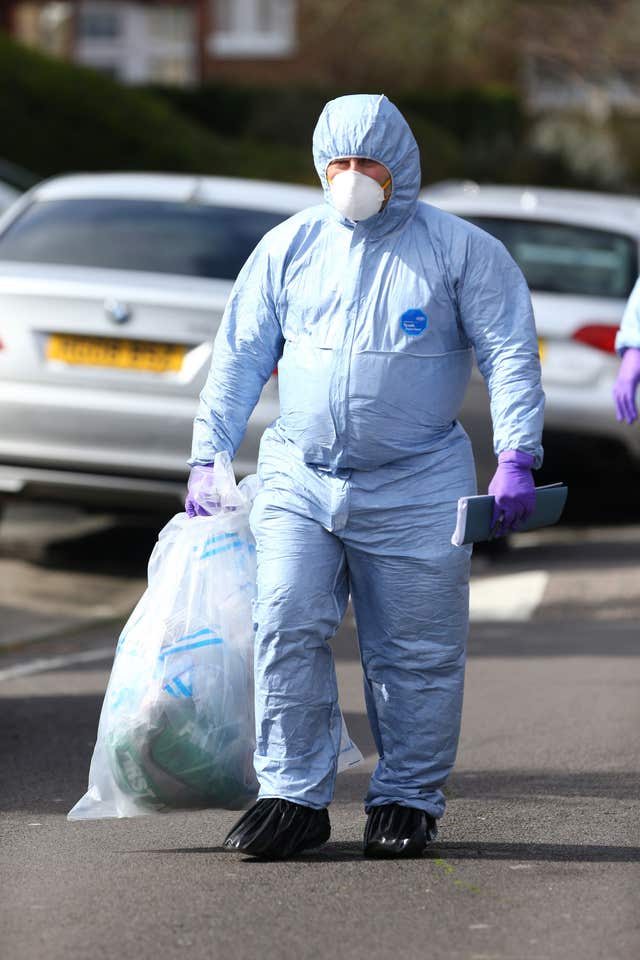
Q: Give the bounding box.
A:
[224,433,351,857]
[349,533,470,816]
[249,489,349,811]
[346,436,475,831]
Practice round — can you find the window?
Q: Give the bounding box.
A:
[148,6,192,44]
[146,6,196,84]
[466,217,638,299]
[210,0,296,58]
[75,4,196,86]
[0,199,289,280]
[78,2,121,39]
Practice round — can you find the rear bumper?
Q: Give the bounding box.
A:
[0,463,187,511]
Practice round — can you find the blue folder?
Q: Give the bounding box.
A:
[451,483,568,546]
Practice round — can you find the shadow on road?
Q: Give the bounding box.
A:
[448,769,640,800]
[335,763,640,805]
[131,839,640,864]
[491,537,640,572]
[426,841,640,862]
[466,620,640,657]
[3,478,640,580]
[333,619,640,663]
[35,518,167,577]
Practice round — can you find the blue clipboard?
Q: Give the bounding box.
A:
[451,483,568,546]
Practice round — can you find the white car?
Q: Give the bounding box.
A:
[2,174,636,516]
[0,173,322,512]
[425,183,640,488]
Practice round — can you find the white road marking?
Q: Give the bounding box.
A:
[0,646,114,683]
[470,570,549,622]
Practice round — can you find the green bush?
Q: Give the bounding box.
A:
[148,82,528,187]
[150,81,640,192]
[400,86,523,145]
[147,83,327,147]
[0,33,314,182]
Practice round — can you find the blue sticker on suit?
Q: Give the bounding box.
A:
[400,309,428,336]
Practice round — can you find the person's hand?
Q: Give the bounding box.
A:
[613,347,640,425]
[185,463,220,517]
[488,450,536,536]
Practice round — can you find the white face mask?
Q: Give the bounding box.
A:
[328,169,389,222]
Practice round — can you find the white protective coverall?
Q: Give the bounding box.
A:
[616,276,640,351]
[190,94,544,818]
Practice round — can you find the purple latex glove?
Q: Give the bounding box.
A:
[488,450,536,536]
[185,463,220,517]
[613,347,640,425]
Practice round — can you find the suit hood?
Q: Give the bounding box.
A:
[312,94,421,235]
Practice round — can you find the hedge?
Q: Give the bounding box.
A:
[3,33,638,192]
[0,33,313,182]
[148,81,640,191]
[147,82,526,185]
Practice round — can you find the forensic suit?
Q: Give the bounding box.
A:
[190,94,544,829]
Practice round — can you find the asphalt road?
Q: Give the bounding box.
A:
[1,505,639,960]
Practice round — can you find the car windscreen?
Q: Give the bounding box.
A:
[466,217,638,299]
[0,198,290,279]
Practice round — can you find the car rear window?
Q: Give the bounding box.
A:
[0,198,290,279]
[466,217,638,299]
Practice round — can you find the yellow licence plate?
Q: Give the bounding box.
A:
[46,334,185,373]
[538,337,546,362]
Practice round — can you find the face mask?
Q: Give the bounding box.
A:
[328,169,391,222]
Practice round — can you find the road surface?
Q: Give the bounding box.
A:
[1,506,639,960]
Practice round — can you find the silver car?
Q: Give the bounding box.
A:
[425,183,640,490]
[2,175,637,516]
[0,173,322,512]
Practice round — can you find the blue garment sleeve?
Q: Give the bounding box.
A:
[615,277,640,355]
[456,231,545,468]
[189,238,284,466]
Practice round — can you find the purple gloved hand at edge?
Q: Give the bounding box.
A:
[613,347,640,425]
[185,463,220,517]
[488,449,536,536]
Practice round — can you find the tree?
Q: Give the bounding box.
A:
[298,0,518,90]
[297,0,640,99]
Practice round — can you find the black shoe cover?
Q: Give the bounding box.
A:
[223,798,331,859]
[363,803,437,859]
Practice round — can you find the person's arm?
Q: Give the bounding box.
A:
[456,230,544,466]
[613,278,640,425]
[189,236,285,467]
[455,230,545,532]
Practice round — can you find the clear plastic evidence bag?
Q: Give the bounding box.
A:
[69,456,362,820]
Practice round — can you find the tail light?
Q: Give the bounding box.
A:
[571,324,617,354]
